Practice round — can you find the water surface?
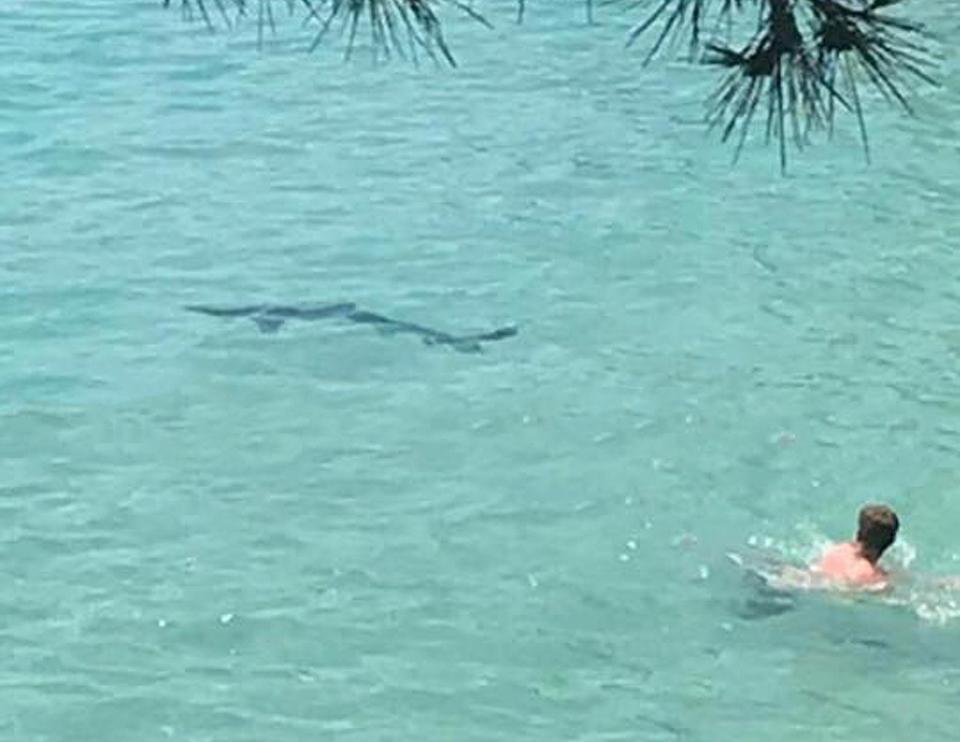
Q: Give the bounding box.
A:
[3,1,960,740]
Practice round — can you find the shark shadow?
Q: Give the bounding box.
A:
[185,302,518,353]
[345,310,517,353]
[726,551,799,620]
[185,302,358,333]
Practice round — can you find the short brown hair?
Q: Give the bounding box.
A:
[857,504,899,557]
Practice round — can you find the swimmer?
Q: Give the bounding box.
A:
[810,504,899,590]
[734,504,901,593]
[732,503,960,608]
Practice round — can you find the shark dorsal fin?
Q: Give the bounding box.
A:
[252,316,285,334]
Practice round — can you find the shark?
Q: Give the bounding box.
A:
[185,302,518,353]
[185,302,357,334]
[345,309,517,353]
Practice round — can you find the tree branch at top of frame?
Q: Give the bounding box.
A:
[162,0,938,169]
[624,0,937,170]
[162,0,493,66]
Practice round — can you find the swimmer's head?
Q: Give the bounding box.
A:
[856,504,899,563]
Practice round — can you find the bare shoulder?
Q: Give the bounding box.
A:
[812,542,854,570]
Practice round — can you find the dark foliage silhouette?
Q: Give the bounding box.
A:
[162,0,936,169]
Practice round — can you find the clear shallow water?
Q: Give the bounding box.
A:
[3,1,960,739]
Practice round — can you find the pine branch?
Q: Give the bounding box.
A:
[163,0,492,64]
[625,0,936,169]
[163,0,938,168]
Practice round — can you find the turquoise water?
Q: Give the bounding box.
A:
[4,1,960,739]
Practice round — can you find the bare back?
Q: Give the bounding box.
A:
[813,542,887,588]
